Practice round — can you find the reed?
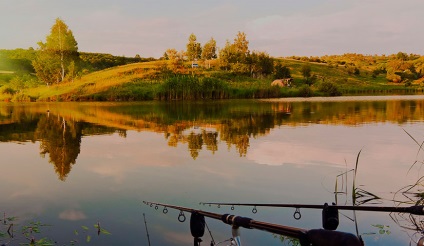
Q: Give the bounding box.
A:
[156,76,230,100]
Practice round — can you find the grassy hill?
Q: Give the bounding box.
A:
[1,55,423,102]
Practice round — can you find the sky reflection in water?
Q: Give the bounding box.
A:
[0,98,423,245]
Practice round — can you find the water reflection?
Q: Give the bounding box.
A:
[0,97,424,181]
[35,114,82,181]
[1,97,424,245]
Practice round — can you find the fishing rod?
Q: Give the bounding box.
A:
[143,213,151,246]
[200,202,424,216]
[143,201,364,246]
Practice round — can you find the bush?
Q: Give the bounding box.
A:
[298,85,313,97]
[318,81,342,96]
[274,63,291,79]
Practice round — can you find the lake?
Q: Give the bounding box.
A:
[1,96,424,245]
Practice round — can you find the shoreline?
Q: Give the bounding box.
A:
[260,94,424,102]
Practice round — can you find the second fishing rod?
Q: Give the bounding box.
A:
[200,202,424,215]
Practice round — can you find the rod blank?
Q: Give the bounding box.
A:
[200,202,424,215]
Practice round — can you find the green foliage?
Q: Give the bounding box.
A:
[231,63,250,74]
[219,40,236,70]
[233,31,249,57]
[201,37,217,61]
[274,63,291,79]
[274,234,300,246]
[247,51,274,78]
[186,33,202,61]
[301,63,311,79]
[1,85,16,95]
[396,52,409,61]
[372,224,391,235]
[297,85,313,97]
[305,75,317,86]
[218,32,250,71]
[9,74,41,92]
[97,81,156,101]
[318,81,342,96]
[79,52,149,71]
[33,18,79,84]
[372,68,383,78]
[158,76,229,100]
[345,64,360,75]
[0,49,36,74]
[202,37,217,69]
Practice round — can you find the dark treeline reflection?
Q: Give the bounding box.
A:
[0,109,120,181]
[1,98,424,178]
[35,114,82,181]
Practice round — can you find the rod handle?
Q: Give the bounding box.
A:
[408,206,424,215]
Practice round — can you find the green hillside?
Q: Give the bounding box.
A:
[1,49,424,102]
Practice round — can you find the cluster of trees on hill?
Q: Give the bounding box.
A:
[162,32,283,79]
[289,52,424,84]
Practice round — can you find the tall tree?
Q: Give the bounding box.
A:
[201,37,217,68]
[186,33,202,62]
[33,18,79,85]
[219,40,235,70]
[233,31,249,62]
[218,32,250,70]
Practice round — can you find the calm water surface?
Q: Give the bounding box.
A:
[1,96,424,245]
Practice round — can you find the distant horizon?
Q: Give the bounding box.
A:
[1,0,423,58]
[2,47,420,60]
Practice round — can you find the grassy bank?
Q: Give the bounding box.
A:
[1,59,423,102]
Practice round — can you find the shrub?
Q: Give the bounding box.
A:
[318,81,342,96]
[298,85,313,97]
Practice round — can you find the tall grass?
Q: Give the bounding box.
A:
[156,76,229,100]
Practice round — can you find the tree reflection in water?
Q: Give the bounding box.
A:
[35,113,82,181]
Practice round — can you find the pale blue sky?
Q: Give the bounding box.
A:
[1,0,422,57]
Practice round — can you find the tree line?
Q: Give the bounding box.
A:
[162,31,281,79]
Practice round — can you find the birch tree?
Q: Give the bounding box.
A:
[33,18,79,85]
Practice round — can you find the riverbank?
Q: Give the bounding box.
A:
[260,94,424,102]
[1,59,423,102]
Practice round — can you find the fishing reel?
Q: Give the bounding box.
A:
[322,203,339,231]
